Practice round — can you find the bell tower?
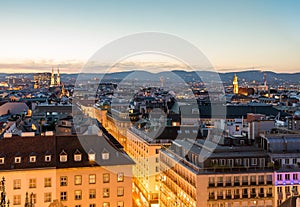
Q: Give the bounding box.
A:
[233,73,239,94]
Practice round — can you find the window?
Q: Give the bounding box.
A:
[31,194,37,204]
[0,157,4,164]
[293,158,297,164]
[117,187,124,197]
[29,156,36,163]
[235,125,240,131]
[285,159,290,165]
[74,150,82,161]
[44,178,52,187]
[219,159,225,166]
[60,176,67,186]
[29,178,36,188]
[13,195,21,205]
[90,204,96,207]
[60,150,67,162]
[117,202,124,207]
[117,172,124,182]
[251,158,257,165]
[277,174,282,181]
[45,155,51,162]
[102,152,109,160]
[89,189,96,199]
[103,173,110,183]
[103,202,110,207]
[75,190,82,200]
[293,173,298,180]
[74,175,82,185]
[285,174,290,180]
[235,159,242,166]
[89,174,96,184]
[88,150,96,161]
[156,149,159,154]
[156,157,159,163]
[44,192,52,203]
[13,179,21,189]
[15,156,21,163]
[60,192,67,201]
[103,188,110,198]
[75,205,81,207]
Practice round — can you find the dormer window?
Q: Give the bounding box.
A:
[74,149,82,162]
[15,157,21,163]
[45,155,51,162]
[88,150,95,162]
[0,157,4,164]
[29,156,36,163]
[102,151,109,160]
[60,150,68,162]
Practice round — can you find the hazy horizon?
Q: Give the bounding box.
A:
[1,0,300,73]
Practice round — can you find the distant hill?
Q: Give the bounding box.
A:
[0,70,299,85]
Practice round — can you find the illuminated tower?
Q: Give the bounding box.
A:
[233,73,239,94]
[57,67,61,86]
[50,67,55,87]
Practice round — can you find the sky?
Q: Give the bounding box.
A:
[0,0,300,73]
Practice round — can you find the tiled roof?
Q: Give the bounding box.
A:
[0,133,134,171]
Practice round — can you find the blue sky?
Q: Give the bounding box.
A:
[0,0,300,73]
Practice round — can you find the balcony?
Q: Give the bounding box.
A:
[217,183,223,187]
[208,196,215,200]
[217,196,223,200]
[258,181,264,185]
[226,182,232,187]
[242,194,248,198]
[258,193,265,197]
[250,193,256,198]
[234,194,240,199]
[226,195,232,199]
[266,180,272,185]
[234,182,240,186]
[250,181,256,185]
[266,193,272,197]
[209,183,215,187]
[242,182,248,186]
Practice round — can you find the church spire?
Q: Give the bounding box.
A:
[50,67,55,87]
[56,67,61,86]
[233,73,239,94]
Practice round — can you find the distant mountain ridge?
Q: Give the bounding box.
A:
[0,70,299,84]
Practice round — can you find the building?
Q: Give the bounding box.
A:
[0,133,134,207]
[160,138,275,207]
[233,74,239,94]
[50,68,61,87]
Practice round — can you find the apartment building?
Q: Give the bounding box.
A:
[0,133,134,207]
[160,139,275,207]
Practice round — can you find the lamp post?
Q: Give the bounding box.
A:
[0,177,10,207]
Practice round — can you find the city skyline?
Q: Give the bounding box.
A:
[0,0,300,73]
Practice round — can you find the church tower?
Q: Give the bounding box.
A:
[56,67,61,86]
[233,73,239,94]
[50,67,55,87]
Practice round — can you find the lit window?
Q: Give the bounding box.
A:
[44,178,52,187]
[60,151,68,162]
[74,175,82,185]
[103,202,110,207]
[88,150,96,162]
[102,152,109,160]
[44,192,52,203]
[13,195,21,205]
[89,174,96,184]
[29,178,36,188]
[60,192,67,201]
[117,187,124,197]
[75,190,82,200]
[89,189,96,199]
[103,173,110,183]
[0,157,5,164]
[45,155,51,162]
[103,188,110,198]
[29,156,36,163]
[13,179,21,190]
[60,176,67,186]
[74,149,82,161]
[117,173,124,182]
[15,157,21,163]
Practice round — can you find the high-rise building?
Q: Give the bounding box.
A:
[233,74,239,94]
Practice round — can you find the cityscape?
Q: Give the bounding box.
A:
[1,1,300,207]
